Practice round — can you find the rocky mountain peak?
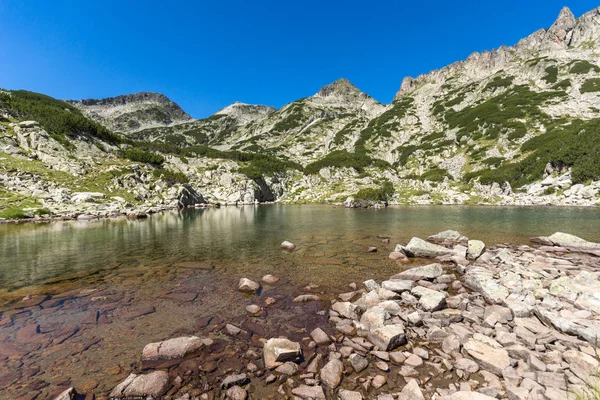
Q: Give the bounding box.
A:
[213,102,276,125]
[543,6,576,49]
[315,78,362,98]
[69,92,193,134]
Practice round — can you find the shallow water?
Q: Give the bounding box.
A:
[1,204,600,290]
[1,204,600,398]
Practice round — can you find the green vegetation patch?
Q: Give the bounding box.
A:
[354,181,394,202]
[304,150,390,174]
[0,90,122,145]
[355,96,414,153]
[152,169,189,185]
[120,148,165,165]
[552,79,571,90]
[569,60,600,74]
[464,118,600,186]
[581,78,600,93]
[483,76,514,91]
[543,66,558,84]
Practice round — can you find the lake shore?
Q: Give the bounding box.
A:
[2,228,600,399]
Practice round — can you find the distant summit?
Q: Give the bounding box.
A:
[68,92,193,134]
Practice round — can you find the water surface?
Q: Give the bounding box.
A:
[1,204,599,290]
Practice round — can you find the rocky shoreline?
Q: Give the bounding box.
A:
[43,231,600,400]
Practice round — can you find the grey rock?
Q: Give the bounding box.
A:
[381,279,413,293]
[466,240,486,260]
[238,278,260,293]
[320,358,343,389]
[142,336,204,367]
[367,324,407,351]
[339,389,363,400]
[310,327,331,345]
[464,338,511,376]
[291,385,326,399]
[404,237,453,258]
[411,286,446,311]
[392,263,444,281]
[398,379,425,400]
[221,373,249,389]
[349,353,369,372]
[109,371,169,398]
[263,338,302,369]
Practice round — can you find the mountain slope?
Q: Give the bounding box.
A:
[2,5,600,220]
[68,92,194,134]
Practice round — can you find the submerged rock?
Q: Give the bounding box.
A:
[291,385,326,399]
[142,336,205,368]
[238,278,260,293]
[53,387,78,400]
[110,371,169,398]
[281,241,296,251]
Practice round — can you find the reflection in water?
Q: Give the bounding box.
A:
[1,205,600,290]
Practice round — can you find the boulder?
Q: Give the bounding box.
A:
[397,379,425,400]
[389,251,407,260]
[463,338,511,376]
[238,278,260,293]
[310,327,331,345]
[427,230,468,246]
[261,274,280,284]
[359,306,388,332]
[109,371,169,398]
[320,358,343,389]
[367,325,407,351]
[463,267,509,304]
[292,294,320,302]
[562,350,599,383]
[404,237,453,258]
[142,336,205,368]
[339,389,363,400]
[466,240,486,260]
[332,301,359,320]
[263,338,302,369]
[381,279,413,293]
[411,286,446,312]
[349,353,368,372]
[291,385,326,399]
[391,263,443,281]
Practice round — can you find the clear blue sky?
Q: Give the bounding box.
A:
[0,1,597,118]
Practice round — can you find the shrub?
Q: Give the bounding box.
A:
[304,150,389,174]
[581,78,600,93]
[0,90,122,144]
[569,60,600,74]
[552,79,571,90]
[420,167,451,182]
[121,148,165,165]
[484,76,514,91]
[152,169,189,185]
[464,118,600,186]
[543,66,558,84]
[354,181,394,202]
[543,186,556,195]
[482,157,504,167]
